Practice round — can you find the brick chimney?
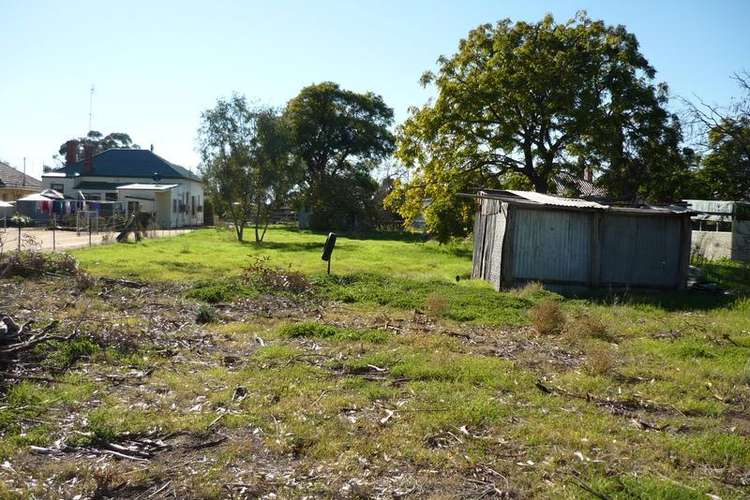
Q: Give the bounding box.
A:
[583,167,593,182]
[83,144,95,175]
[65,141,77,166]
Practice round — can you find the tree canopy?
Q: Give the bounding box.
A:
[284,82,395,229]
[198,95,301,242]
[57,130,138,163]
[685,72,750,200]
[388,13,689,240]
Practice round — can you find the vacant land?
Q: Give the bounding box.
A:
[1,227,749,498]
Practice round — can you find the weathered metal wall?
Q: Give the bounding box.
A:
[691,230,733,260]
[733,221,750,262]
[474,198,689,289]
[599,214,683,288]
[488,201,507,288]
[508,207,592,284]
[472,199,509,286]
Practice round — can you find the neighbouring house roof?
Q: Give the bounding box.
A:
[0,200,13,208]
[476,190,690,216]
[48,149,201,182]
[0,161,43,190]
[17,189,65,202]
[75,181,125,191]
[117,183,179,191]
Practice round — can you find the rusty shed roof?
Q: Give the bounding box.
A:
[476,190,691,216]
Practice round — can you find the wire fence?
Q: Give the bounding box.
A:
[0,215,192,253]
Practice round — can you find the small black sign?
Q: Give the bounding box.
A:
[321,232,336,261]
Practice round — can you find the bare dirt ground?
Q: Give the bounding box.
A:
[0,227,192,252]
[1,266,748,498]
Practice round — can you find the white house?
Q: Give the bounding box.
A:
[42,148,204,227]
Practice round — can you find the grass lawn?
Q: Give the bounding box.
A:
[0,226,748,498]
[72,227,472,282]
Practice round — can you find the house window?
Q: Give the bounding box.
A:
[105,192,118,201]
[173,199,177,212]
[191,196,196,216]
[86,193,101,201]
[51,183,64,193]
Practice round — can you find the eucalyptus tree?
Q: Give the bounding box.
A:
[198,94,301,242]
[284,82,395,229]
[389,13,689,239]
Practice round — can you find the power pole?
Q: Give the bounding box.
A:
[22,157,26,186]
[88,84,95,132]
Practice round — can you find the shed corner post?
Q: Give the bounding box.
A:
[589,211,602,288]
[499,204,515,290]
[678,214,692,289]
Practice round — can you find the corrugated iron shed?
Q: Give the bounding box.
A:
[471,190,692,290]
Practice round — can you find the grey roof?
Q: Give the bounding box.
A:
[48,149,201,182]
[477,190,691,216]
[0,161,43,189]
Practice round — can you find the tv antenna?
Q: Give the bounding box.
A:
[88,84,95,132]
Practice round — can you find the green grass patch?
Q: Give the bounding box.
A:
[279,321,390,343]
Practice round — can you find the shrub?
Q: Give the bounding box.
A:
[424,293,449,317]
[196,304,218,324]
[0,251,80,278]
[565,312,613,343]
[75,272,97,291]
[585,344,617,376]
[244,256,310,294]
[529,299,565,335]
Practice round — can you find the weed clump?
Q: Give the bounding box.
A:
[424,293,449,317]
[529,299,565,335]
[0,251,80,278]
[244,256,310,294]
[585,344,617,376]
[280,321,388,343]
[196,304,218,324]
[565,312,614,343]
[515,281,546,299]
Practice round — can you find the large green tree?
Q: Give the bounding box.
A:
[284,82,395,229]
[57,130,138,163]
[389,13,690,239]
[685,72,750,200]
[198,95,301,242]
[695,117,750,200]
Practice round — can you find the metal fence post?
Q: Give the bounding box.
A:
[89,218,92,247]
[17,224,21,252]
[52,216,56,251]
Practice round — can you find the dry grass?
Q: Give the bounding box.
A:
[584,344,618,376]
[514,281,545,299]
[564,312,614,343]
[529,299,565,335]
[424,292,449,317]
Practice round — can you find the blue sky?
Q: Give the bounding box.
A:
[1,0,748,179]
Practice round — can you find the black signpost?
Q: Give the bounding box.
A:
[321,232,337,275]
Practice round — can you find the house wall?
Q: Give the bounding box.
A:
[0,186,37,202]
[41,175,204,227]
